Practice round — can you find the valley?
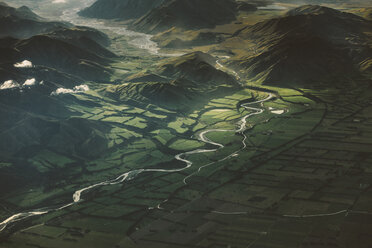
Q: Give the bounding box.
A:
[0,0,372,248]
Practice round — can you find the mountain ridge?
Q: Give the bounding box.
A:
[227,5,372,87]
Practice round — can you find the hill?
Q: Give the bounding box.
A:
[0,3,116,83]
[157,51,237,85]
[0,3,118,164]
[227,5,372,87]
[14,35,114,81]
[351,7,372,20]
[105,52,239,110]
[79,0,164,20]
[0,2,71,39]
[132,0,255,33]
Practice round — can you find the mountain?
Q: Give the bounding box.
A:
[105,52,239,111]
[0,3,116,83]
[79,0,257,35]
[79,0,164,20]
[0,2,41,21]
[126,51,238,87]
[158,51,237,85]
[0,2,71,39]
[0,2,113,47]
[132,0,255,33]
[228,5,372,87]
[352,7,372,20]
[0,3,119,164]
[105,80,196,110]
[152,29,228,49]
[0,99,111,160]
[0,32,115,83]
[364,8,372,19]
[14,35,114,81]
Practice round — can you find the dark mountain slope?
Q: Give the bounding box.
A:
[132,0,251,33]
[15,35,114,81]
[0,3,116,82]
[79,0,165,20]
[158,51,237,86]
[230,5,372,87]
[105,80,196,110]
[0,2,70,39]
[0,3,121,188]
[0,34,114,82]
[0,2,41,21]
[105,52,239,111]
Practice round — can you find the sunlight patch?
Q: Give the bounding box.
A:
[51,84,89,96]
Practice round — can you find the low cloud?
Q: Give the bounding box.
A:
[51,84,90,96]
[1,78,41,91]
[0,80,20,90]
[14,60,33,68]
[23,78,37,87]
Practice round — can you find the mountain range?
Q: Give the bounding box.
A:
[0,2,117,164]
[226,5,372,87]
[0,2,116,85]
[79,0,164,20]
[80,0,257,33]
[106,51,239,111]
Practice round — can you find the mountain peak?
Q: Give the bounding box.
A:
[286,5,339,16]
[285,4,365,21]
[0,2,41,21]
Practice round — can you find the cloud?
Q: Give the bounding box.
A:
[51,88,74,95]
[23,78,37,87]
[51,84,90,96]
[1,78,41,91]
[14,60,33,68]
[0,80,20,90]
[73,84,90,92]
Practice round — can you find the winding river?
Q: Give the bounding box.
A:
[60,7,160,55]
[58,0,183,56]
[0,1,276,233]
[0,93,273,233]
